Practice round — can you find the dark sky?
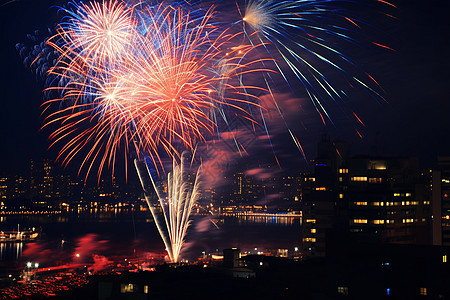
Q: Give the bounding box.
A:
[0,0,449,177]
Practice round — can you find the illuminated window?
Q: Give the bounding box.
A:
[368,178,382,183]
[373,202,380,206]
[443,255,447,263]
[354,202,367,206]
[121,284,136,293]
[306,219,316,224]
[303,238,316,243]
[311,229,316,233]
[339,169,348,174]
[339,194,344,199]
[353,219,368,224]
[373,220,385,224]
[424,201,430,205]
[402,218,414,223]
[405,193,412,197]
[386,220,394,224]
[351,177,367,182]
[144,285,149,294]
[315,187,326,191]
[394,193,401,197]
[339,177,343,182]
[387,288,391,296]
[419,287,427,296]
[337,286,349,295]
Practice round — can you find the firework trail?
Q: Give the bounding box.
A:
[16,29,58,83]
[135,152,201,263]
[238,0,394,158]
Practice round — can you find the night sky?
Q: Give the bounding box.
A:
[0,0,449,178]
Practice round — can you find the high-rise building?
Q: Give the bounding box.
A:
[38,159,54,199]
[432,157,450,246]
[280,176,302,201]
[302,139,432,259]
[29,159,38,199]
[0,177,8,200]
[12,176,28,198]
[54,174,73,200]
[230,171,263,203]
[232,171,245,203]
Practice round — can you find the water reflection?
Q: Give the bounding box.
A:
[0,242,23,261]
[0,207,147,224]
[16,242,22,260]
[235,215,300,226]
[0,209,301,263]
[57,216,68,223]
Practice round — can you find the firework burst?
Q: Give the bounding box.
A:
[239,0,393,133]
[43,2,266,178]
[59,0,136,65]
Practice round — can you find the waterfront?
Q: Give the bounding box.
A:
[0,208,301,268]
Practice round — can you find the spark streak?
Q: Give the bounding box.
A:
[135,152,200,263]
[44,2,265,177]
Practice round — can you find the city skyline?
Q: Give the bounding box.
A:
[0,0,449,298]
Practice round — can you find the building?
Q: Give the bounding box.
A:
[223,248,241,268]
[38,159,54,199]
[432,157,450,246]
[0,177,7,200]
[302,139,432,259]
[93,245,450,300]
